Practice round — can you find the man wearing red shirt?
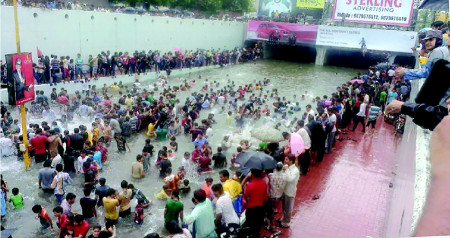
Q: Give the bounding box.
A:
[53,206,68,236]
[243,169,268,237]
[198,155,211,172]
[66,215,90,238]
[30,128,49,163]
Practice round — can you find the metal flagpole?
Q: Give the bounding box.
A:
[12,0,32,170]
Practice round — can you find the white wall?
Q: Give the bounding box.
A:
[1,7,248,60]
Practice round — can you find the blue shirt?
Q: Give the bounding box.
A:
[1,190,6,216]
[194,138,207,151]
[202,100,210,109]
[93,151,102,169]
[387,91,398,103]
[404,46,450,80]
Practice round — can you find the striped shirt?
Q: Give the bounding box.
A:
[368,106,381,121]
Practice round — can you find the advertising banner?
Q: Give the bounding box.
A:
[259,0,293,16]
[332,0,414,26]
[247,21,319,43]
[316,26,417,53]
[297,0,325,9]
[6,53,35,105]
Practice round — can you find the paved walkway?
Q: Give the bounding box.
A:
[281,120,399,238]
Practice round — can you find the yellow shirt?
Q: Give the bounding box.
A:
[103,197,119,220]
[125,98,134,107]
[146,123,155,137]
[118,189,132,212]
[110,85,120,91]
[86,131,93,146]
[155,189,170,200]
[223,179,242,199]
[92,128,99,142]
[226,115,232,125]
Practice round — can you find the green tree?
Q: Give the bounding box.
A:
[221,0,251,12]
[176,0,193,8]
[111,0,251,12]
[195,0,222,13]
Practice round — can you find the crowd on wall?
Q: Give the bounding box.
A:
[0,0,250,21]
[0,46,264,87]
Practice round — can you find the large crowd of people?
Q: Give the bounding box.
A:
[1,0,246,21]
[0,46,263,87]
[0,39,417,238]
[2,15,449,237]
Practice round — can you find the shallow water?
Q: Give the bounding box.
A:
[1,60,358,237]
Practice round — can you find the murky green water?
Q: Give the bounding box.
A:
[1,60,358,237]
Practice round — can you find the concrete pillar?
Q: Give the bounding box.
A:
[263,42,273,59]
[315,46,327,66]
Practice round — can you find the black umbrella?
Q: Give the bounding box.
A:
[418,0,449,11]
[236,151,277,175]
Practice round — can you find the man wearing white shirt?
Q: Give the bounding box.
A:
[296,120,311,175]
[50,150,63,168]
[327,108,337,154]
[212,184,239,233]
[352,100,366,133]
[388,68,395,78]
[304,104,315,124]
[217,94,225,105]
[76,150,89,174]
[280,154,300,228]
[0,133,13,157]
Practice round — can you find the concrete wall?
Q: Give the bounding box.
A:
[384,80,423,237]
[1,7,247,60]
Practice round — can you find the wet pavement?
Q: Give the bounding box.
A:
[281,119,400,238]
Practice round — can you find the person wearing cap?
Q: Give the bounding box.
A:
[395,30,450,81]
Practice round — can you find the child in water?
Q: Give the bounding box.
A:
[134,199,152,225]
[155,185,171,200]
[9,187,24,209]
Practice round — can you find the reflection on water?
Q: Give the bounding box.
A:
[1,60,358,237]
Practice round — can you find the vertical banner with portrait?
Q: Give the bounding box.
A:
[6,53,35,106]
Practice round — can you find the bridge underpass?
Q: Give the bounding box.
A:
[246,23,418,69]
[247,40,417,69]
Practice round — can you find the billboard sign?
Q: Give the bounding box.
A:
[296,0,325,9]
[247,21,318,43]
[316,26,417,53]
[6,53,35,105]
[259,0,293,16]
[332,0,414,26]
